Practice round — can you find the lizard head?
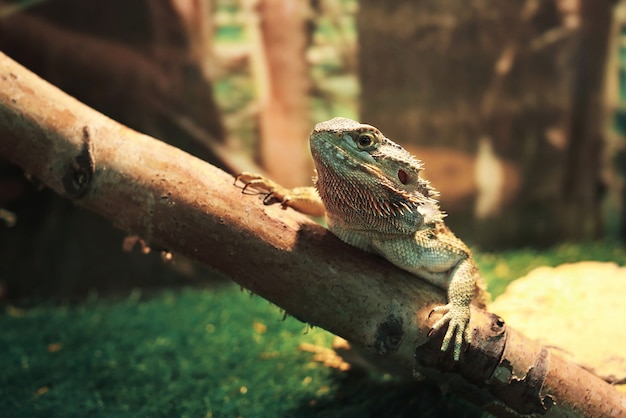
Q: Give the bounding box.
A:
[310,117,443,229]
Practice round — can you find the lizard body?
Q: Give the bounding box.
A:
[237,117,488,361]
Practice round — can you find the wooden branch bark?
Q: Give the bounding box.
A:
[0,51,624,417]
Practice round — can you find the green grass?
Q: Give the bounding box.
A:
[0,286,482,417]
[2,241,625,417]
[1,288,337,417]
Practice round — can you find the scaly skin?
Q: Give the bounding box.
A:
[237,117,488,361]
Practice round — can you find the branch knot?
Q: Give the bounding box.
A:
[62,126,95,198]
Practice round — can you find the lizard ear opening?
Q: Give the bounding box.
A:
[398,169,409,185]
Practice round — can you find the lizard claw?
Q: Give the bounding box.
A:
[235,172,272,194]
[263,191,290,206]
[235,172,290,206]
[235,172,326,217]
[429,303,471,361]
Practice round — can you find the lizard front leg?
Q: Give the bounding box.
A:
[235,172,326,217]
[429,257,476,361]
[370,234,476,361]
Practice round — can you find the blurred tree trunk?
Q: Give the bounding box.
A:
[561,0,612,239]
[358,0,613,248]
[255,0,313,188]
[0,0,227,166]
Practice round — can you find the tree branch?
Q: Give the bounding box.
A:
[0,51,624,417]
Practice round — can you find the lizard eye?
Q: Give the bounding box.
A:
[356,132,376,150]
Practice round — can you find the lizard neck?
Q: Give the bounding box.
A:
[314,159,426,236]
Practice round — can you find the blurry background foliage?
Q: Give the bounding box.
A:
[0,0,624,417]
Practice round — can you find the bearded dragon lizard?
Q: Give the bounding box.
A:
[236,117,488,361]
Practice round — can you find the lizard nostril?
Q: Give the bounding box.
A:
[398,169,408,184]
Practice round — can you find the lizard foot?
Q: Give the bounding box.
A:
[234,172,292,207]
[235,173,326,217]
[429,303,471,361]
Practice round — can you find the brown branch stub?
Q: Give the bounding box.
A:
[62,125,95,199]
[374,312,404,355]
[0,207,17,227]
[0,51,625,417]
